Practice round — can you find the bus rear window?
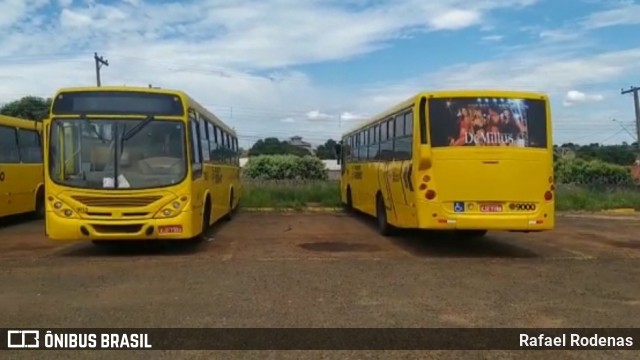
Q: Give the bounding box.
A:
[428,97,548,148]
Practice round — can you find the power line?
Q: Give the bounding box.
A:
[94,52,109,87]
[621,85,640,148]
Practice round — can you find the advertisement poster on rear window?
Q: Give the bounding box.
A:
[428,97,548,148]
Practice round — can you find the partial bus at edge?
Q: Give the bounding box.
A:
[0,115,45,219]
[335,90,554,237]
[42,86,242,245]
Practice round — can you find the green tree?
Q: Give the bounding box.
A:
[0,96,51,121]
[249,137,311,157]
[315,139,337,159]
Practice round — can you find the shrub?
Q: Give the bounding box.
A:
[554,158,634,186]
[243,155,328,180]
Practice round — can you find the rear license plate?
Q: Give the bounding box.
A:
[158,225,183,234]
[480,204,503,212]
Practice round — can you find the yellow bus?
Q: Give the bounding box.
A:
[42,86,241,244]
[335,90,554,237]
[0,115,45,219]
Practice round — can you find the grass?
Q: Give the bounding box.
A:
[554,184,640,212]
[240,179,342,210]
[239,179,640,211]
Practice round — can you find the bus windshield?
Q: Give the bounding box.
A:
[428,97,548,148]
[48,118,187,189]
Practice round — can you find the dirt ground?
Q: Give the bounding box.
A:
[1,211,640,359]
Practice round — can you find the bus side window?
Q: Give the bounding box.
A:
[394,114,404,160]
[404,111,413,158]
[17,129,42,163]
[189,111,202,178]
[233,137,239,166]
[207,122,216,161]
[0,125,20,163]
[226,133,233,164]
[213,125,221,163]
[373,124,380,160]
[380,119,392,161]
[199,114,211,163]
[354,133,362,161]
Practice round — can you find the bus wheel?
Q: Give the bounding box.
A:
[344,186,353,212]
[224,190,234,221]
[34,189,45,220]
[376,195,394,236]
[199,199,212,241]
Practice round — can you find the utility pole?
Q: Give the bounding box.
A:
[94,52,109,87]
[621,86,640,148]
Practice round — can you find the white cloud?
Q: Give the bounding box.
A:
[58,0,73,7]
[428,9,482,30]
[582,3,640,29]
[340,112,368,121]
[481,35,503,42]
[0,0,638,146]
[538,29,583,42]
[60,9,92,28]
[306,110,334,120]
[562,90,604,107]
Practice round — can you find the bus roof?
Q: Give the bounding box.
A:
[0,114,42,131]
[51,86,236,136]
[342,89,549,137]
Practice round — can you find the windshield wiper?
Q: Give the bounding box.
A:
[79,114,106,143]
[122,115,154,141]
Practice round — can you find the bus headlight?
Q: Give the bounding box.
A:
[48,197,78,218]
[154,197,188,218]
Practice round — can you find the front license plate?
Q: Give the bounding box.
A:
[158,225,183,234]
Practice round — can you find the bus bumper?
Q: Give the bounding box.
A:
[45,210,200,241]
[421,205,555,231]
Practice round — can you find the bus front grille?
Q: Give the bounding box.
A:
[90,224,144,234]
[71,195,162,208]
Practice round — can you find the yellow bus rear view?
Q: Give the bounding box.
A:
[0,115,44,219]
[43,86,241,245]
[336,90,554,237]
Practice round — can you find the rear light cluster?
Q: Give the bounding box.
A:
[509,203,536,211]
[420,174,436,200]
[545,176,554,201]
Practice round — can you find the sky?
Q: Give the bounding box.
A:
[0,0,639,149]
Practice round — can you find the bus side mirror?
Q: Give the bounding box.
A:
[334,144,342,164]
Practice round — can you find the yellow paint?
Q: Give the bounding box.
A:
[43,86,241,241]
[0,115,44,218]
[337,89,555,232]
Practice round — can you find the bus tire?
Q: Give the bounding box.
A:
[344,186,353,212]
[34,187,45,220]
[223,190,234,221]
[376,194,394,236]
[199,197,212,241]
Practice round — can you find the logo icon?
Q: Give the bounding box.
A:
[7,330,40,348]
[453,202,465,213]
